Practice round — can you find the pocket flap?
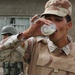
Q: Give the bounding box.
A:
[37,52,75,73]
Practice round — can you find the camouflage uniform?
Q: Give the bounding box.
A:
[0,34,75,75]
[25,36,75,75]
[0,35,26,75]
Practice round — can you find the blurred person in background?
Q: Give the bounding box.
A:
[0,25,26,75]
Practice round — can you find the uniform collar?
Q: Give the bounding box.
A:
[36,35,73,55]
[47,35,73,55]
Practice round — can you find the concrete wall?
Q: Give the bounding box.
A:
[0,0,47,16]
[69,0,75,41]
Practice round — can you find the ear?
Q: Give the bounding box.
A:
[66,21,72,30]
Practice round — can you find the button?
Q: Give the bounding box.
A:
[54,68,58,72]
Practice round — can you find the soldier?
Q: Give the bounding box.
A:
[0,0,75,75]
[0,25,25,75]
[1,25,17,39]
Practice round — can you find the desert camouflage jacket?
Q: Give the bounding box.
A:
[0,35,26,75]
[0,34,75,75]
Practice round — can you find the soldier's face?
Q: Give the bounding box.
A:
[45,15,72,44]
[2,34,9,39]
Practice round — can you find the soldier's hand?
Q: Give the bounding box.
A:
[22,15,52,39]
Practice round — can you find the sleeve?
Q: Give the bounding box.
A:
[0,34,23,50]
[0,33,36,64]
[15,37,35,57]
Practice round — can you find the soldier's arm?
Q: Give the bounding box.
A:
[0,33,35,58]
[0,34,24,50]
[0,15,50,51]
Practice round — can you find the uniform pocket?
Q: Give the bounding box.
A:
[36,52,75,74]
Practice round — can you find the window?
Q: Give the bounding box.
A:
[0,16,31,41]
